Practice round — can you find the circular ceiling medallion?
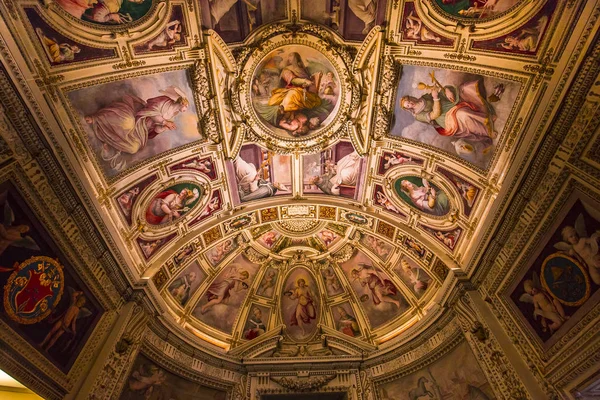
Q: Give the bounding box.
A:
[431,0,525,22]
[235,30,358,154]
[251,45,341,139]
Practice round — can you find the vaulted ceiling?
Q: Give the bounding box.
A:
[0,0,594,358]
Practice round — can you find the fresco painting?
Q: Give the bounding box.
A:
[334,302,361,338]
[393,176,451,217]
[472,1,555,54]
[0,185,101,372]
[439,168,479,216]
[257,230,281,249]
[402,3,453,46]
[133,6,186,53]
[115,175,157,225]
[393,255,432,298]
[167,261,207,307]
[190,190,222,225]
[321,266,344,297]
[281,267,320,341]
[510,197,600,344]
[230,144,292,203]
[256,266,279,298]
[316,229,341,248]
[379,341,495,399]
[199,0,286,43]
[373,185,403,216]
[55,0,153,25]
[359,233,393,261]
[193,253,259,334]
[25,8,116,65]
[205,236,240,267]
[434,0,521,19]
[301,0,387,41]
[251,45,340,138]
[377,151,422,175]
[338,250,407,328]
[243,303,271,340]
[137,234,176,259]
[145,183,202,226]
[119,353,227,399]
[423,225,462,251]
[68,70,200,176]
[392,66,519,168]
[170,156,217,180]
[303,141,364,200]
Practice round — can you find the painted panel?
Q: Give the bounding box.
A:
[68,70,200,176]
[391,66,519,169]
[55,0,153,25]
[167,261,207,307]
[509,197,600,345]
[434,0,521,19]
[338,250,407,328]
[133,5,187,54]
[193,253,260,334]
[119,353,226,399]
[393,176,451,216]
[144,182,203,226]
[333,302,361,338]
[393,255,432,298]
[378,341,495,399]
[359,232,393,261]
[204,236,239,267]
[242,303,271,340]
[256,266,279,298]
[0,185,102,372]
[321,266,344,297]
[401,3,454,46]
[281,267,320,341]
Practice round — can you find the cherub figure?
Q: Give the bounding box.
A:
[400,259,428,296]
[200,265,249,314]
[404,11,441,42]
[376,191,400,214]
[322,268,340,294]
[40,288,92,352]
[182,158,213,174]
[35,28,81,63]
[258,270,277,297]
[127,364,167,395]
[519,272,568,333]
[0,193,40,257]
[199,195,220,219]
[383,153,412,170]
[146,20,182,50]
[553,213,600,284]
[117,187,140,217]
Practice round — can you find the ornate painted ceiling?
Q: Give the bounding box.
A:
[0,0,595,360]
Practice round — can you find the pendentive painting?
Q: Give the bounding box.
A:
[199,0,286,43]
[509,196,600,346]
[68,70,200,176]
[0,184,102,372]
[119,353,227,399]
[301,0,387,41]
[167,261,207,307]
[56,0,154,25]
[338,250,407,329]
[391,66,519,169]
[228,144,292,203]
[378,341,495,399]
[303,141,364,199]
[434,0,521,19]
[251,45,340,138]
[193,253,260,334]
[281,267,320,341]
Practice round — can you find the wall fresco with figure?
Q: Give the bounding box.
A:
[0,184,102,372]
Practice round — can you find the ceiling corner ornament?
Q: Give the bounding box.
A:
[209,22,369,155]
[270,374,337,392]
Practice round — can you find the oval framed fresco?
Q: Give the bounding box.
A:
[280,266,320,342]
[430,0,525,22]
[392,176,452,217]
[250,45,342,140]
[53,0,156,29]
[144,182,203,226]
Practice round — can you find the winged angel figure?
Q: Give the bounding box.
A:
[252,50,337,137]
[0,192,40,258]
[553,211,600,285]
[519,271,568,333]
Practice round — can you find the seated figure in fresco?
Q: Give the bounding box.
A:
[351,263,401,308]
[145,187,200,225]
[400,178,449,216]
[309,151,361,196]
[146,20,182,50]
[168,271,197,306]
[57,0,147,24]
[348,0,378,34]
[244,307,267,340]
[233,156,286,201]
[84,86,189,171]
[35,28,81,63]
[400,72,498,147]
[337,307,360,337]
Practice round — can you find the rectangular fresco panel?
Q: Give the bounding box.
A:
[199,0,286,43]
[378,341,495,399]
[68,69,200,177]
[229,144,292,204]
[391,65,519,169]
[0,183,102,372]
[205,236,240,267]
[133,5,187,54]
[509,196,600,345]
[256,266,279,298]
[242,303,271,340]
[193,253,260,334]
[393,255,432,298]
[332,301,361,338]
[119,352,227,399]
[167,261,207,307]
[302,141,364,200]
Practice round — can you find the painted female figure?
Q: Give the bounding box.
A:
[85,86,189,170]
[200,265,249,314]
[145,187,200,225]
[399,178,450,216]
[284,278,317,336]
